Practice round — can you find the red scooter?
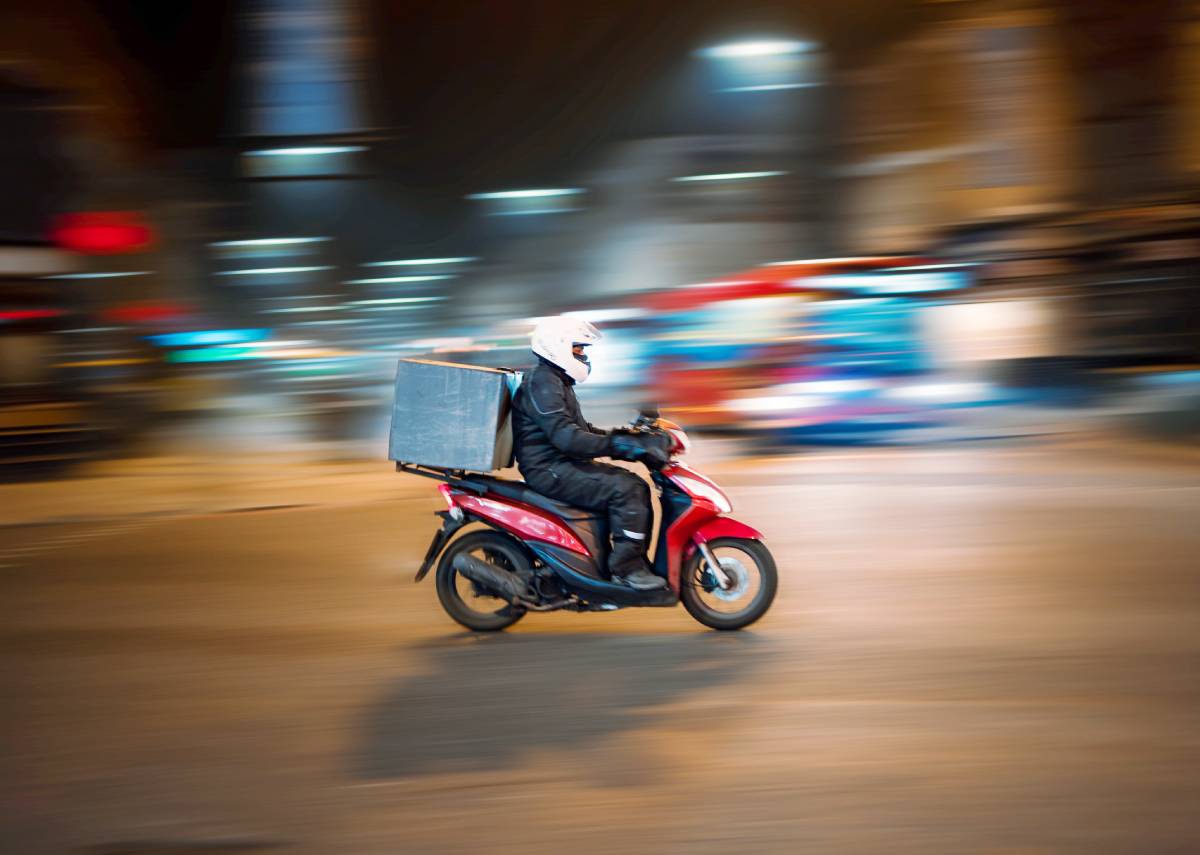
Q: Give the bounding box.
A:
[403,413,777,631]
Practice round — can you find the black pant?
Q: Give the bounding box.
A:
[525,460,651,571]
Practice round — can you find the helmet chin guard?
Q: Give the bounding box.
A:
[531,316,601,383]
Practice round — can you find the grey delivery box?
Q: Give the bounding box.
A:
[389,359,516,472]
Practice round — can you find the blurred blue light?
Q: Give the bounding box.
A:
[166,346,260,364]
[150,329,271,347]
[489,208,583,216]
[721,83,821,92]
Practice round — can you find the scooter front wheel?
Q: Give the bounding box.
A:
[680,537,777,631]
[435,531,528,632]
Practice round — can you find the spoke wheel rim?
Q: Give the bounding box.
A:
[693,547,763,615]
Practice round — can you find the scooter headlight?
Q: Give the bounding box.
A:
[672,471,732,513]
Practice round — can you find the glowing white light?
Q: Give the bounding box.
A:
[363,257,477,267]
[343,275,454,285]
[350,297,445,305]
[671,171,787,183]
[725,395,832,414]
[467,188,584,200]
[806,273,965,294]
[886,382,989,402]
[780,379,876,395]
[209,237,330,247]
[245,146,366,157]
[262,306,343,314]
[246,340,314,348]
[217,266,333,276]
[45,271,152,279]
[767,257,897,266]
[700,40,811,59]
[563,308,647,323]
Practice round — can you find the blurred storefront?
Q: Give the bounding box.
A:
[838,2,1074,255]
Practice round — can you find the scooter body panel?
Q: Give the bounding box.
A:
[451,491,589,555]
[528,542,678,606]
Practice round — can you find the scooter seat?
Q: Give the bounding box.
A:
[472,476,600,521]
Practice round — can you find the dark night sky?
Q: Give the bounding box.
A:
[87,0,926,193]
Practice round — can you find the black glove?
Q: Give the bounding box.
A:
[609,433,671,470]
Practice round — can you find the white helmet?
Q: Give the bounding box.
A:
[531,315,602,383]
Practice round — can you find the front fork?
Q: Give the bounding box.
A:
[696,539,733,590]
[414,510,467,582]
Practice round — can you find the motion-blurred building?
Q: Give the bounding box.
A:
[458,135,812,328]
[835,0,1199,395]
[839,2,1074,254]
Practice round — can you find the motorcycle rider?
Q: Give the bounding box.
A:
[511,316,670,592]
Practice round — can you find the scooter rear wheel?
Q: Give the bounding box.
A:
[680,537,777,631]
[435,531,529,632]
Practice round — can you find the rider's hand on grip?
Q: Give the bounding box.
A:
[609,433,671,470]
[643,445,670,470]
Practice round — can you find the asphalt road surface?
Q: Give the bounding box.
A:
[2,438,1198,854]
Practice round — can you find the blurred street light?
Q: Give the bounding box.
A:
[209,237,331,248]
[363,257,477,267]
[244,146,367,157]
[672,170,788,182]
[45,271,153,280]
[343,275,455,285]
[698,37,820,94]
[466,189,583,200]
[216,266,334,276]
[468,188,586,219]
[698,40,813,59]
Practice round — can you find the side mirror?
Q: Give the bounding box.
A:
[638,403,661,420]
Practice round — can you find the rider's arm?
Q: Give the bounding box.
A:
[526,375,613,459]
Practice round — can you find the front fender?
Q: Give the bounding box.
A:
[692,516,764,544]
[680,517,766,576]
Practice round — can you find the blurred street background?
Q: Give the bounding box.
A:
[0,0,1198,852]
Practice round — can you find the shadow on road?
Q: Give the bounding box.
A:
[352,631,772,780]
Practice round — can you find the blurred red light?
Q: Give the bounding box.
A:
[0,309,62,321]
[103,302,191,324]
[51,212,155,254]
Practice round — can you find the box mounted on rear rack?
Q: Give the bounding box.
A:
[389,358,519,473]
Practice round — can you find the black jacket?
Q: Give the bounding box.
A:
[512,356,612,474]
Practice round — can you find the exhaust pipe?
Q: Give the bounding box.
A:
[452,553,533,604]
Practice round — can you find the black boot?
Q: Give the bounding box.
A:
[609,536,667,591]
